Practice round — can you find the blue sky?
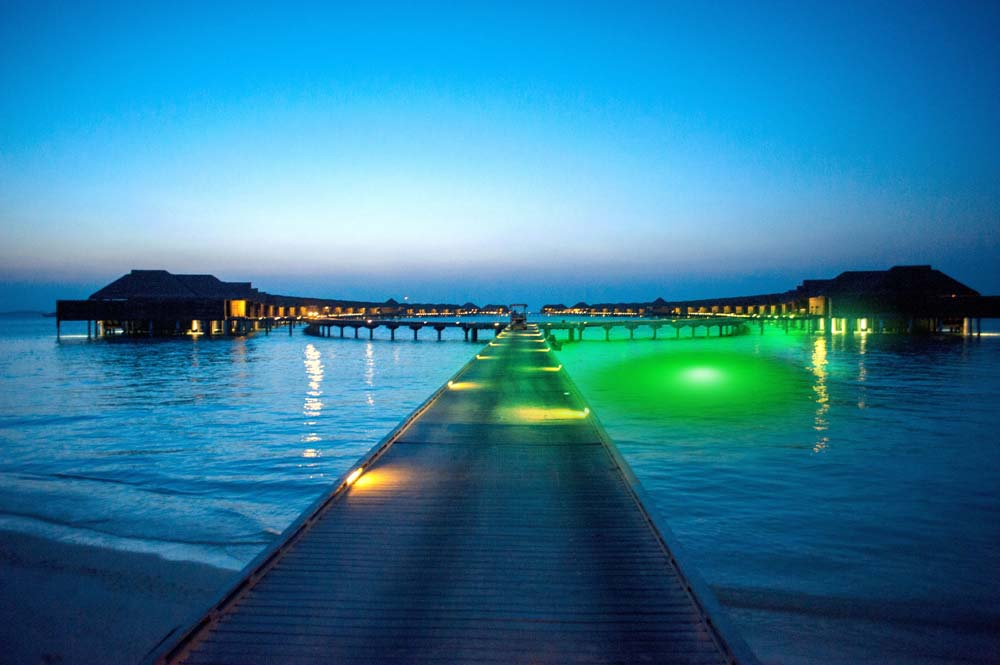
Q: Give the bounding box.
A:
[1,1,998,309]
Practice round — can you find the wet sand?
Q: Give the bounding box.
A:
[0,530,235,665]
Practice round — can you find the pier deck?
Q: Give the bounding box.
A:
[154,326,753,665]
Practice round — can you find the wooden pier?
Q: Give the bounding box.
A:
[303,316,753,343]
[304,318,506,342]
[150,325,755,664]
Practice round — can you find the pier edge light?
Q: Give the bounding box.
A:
[345,468,364,487]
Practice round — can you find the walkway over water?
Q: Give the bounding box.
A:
[152,326,755,665]
[304,315,752,342]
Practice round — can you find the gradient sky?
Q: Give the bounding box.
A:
[1,1,998,309]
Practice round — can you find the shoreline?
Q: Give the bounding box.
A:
[0,529,235,665]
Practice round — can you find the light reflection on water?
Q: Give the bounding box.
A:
[557,329,1000,665]
[811,336,829,453]
[0,317,477,569]
[2,317,999,663]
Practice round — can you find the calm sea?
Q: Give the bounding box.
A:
[1,314,998,664]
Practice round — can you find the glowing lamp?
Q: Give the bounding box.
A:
[345,468,364,487]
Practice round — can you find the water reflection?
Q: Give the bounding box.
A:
[857,333,868,410]
[811,336,830,453]
[364,343,375,407]
[302,344,324,448]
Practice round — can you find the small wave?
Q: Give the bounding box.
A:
[96,448,186,457]
[0,508,275,548]
[47,472,214,498]
[715,585,1000,635]
[0,414,99,429]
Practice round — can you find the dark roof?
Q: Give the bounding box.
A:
[90,270,258,300]
[810,265,979,298]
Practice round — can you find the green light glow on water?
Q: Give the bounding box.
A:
[682,366,724,384]
[577,345,813,423]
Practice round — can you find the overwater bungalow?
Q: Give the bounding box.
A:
[545,265,998,333]
[55,270,481,338]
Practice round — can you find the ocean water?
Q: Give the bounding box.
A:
[0,315,484,568]
[1,314,998,663]
[555,324,1000,665]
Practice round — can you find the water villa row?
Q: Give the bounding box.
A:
[55,270,508,339]
[56,265,999,339]
[543,265,999,334]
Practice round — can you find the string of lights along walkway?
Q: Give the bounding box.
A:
[151,325,757,665]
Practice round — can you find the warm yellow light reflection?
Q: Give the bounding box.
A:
[448,381,482,391]
[507,406,591,421]
[811,336,830,453]
[475,354,497,360]
[538,364,563,372]
[303,344,324,416]
[345,468,364,486]
[352,466,412,490]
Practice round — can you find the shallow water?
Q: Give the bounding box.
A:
[1,315,998,663]
[555,325,1000,664]
[0,316,483,568]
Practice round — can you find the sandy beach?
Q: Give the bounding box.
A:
[0,530,235,665]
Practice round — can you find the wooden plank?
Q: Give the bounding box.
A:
[150,326,756,665]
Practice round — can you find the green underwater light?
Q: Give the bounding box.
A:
[588,349,810,422]
[682,366,724,384]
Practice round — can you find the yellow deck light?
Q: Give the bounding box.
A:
[345,468,364,487]
[448,381,482,391]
